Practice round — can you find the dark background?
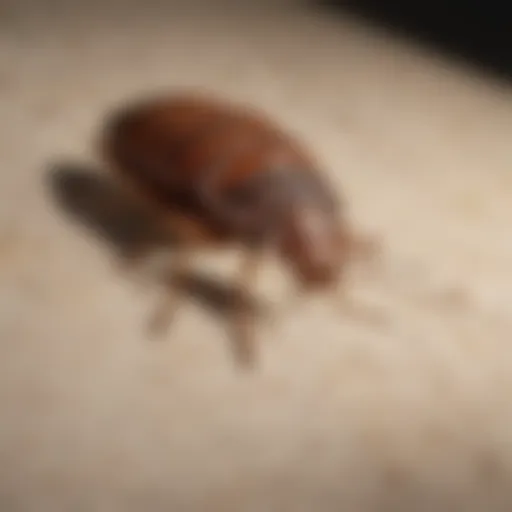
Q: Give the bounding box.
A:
[315,0,512,83]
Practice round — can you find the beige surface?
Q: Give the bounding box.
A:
[2,0,512,510]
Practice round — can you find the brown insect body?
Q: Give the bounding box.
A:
[101,92,349,289]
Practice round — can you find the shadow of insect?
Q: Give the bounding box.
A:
[45,160,265,368]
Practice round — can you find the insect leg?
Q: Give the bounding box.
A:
[147,247,191,338]
[229,247,266,366]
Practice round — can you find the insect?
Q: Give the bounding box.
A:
[99,90,379,363]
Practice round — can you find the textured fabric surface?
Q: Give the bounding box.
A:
[1,1,512,510]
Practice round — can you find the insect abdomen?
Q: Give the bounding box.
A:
[101,94,329,239]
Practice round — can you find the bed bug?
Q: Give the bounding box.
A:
[99,90,379,364]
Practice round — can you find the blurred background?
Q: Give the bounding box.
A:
[1,0,512,510]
